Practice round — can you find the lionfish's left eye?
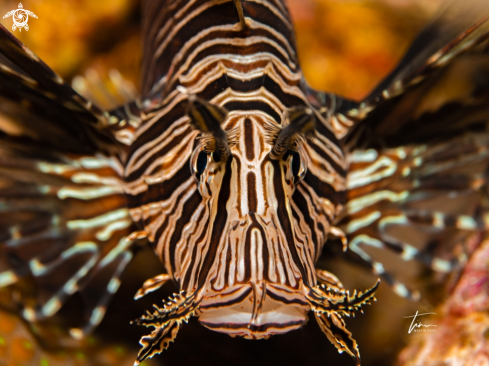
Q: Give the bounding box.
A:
[287,148,307,183]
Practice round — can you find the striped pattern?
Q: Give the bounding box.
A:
[127,0,373,364]
[338,0,489,301]
[125,0,489,363]
[1,1,489,366]
[128,0,347,288]
[0,21,145,340]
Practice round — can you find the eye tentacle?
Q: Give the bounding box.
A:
[185,94,232,162]
[270,106,316,160]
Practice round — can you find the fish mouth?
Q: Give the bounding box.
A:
[197,282,310,339]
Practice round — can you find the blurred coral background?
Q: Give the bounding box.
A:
[0,1,454,366]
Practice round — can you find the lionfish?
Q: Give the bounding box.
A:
[0,0,488,364]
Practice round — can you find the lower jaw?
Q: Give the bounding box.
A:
[197,285,310,339]
[199,317,307,339]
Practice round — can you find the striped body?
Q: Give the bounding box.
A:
[1,0,489,365]
[126,0,347,337]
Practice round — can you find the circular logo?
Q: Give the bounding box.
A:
[12,9,28,28]
[3,4,38,32]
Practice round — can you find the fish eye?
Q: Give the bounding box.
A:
[285,148,307,183]
[291,151,301,178]
[192,150,209,182]
[196,151,208,180]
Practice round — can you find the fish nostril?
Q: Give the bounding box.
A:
[231,220,240,230]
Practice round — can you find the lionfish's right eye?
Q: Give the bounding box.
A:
[291,151,301,178]
[192,150,209,182]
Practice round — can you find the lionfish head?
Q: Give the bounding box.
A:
[133,81,377,366]
[184,95,316,338]
[132,61,378,366]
